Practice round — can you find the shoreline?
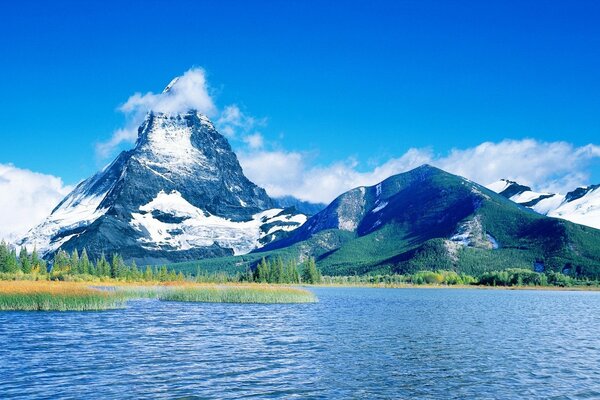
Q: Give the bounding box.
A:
[310,283,600,292]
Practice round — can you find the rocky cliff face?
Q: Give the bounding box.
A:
[20,110,306,265]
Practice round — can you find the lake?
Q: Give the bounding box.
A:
[1,287,600,399]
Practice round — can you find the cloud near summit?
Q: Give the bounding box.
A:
[96,68,262,158]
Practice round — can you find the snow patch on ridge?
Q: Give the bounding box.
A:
[130,191,306,255]
[372,201,388,213]
[487,180,512,193]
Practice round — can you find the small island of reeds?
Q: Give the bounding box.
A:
[0,281,317,311]
[156,283,317,304]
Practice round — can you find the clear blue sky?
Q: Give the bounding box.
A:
[1,0,599,185]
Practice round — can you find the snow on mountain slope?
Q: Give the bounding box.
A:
[130,190,305,254]
[487,179,600,229]
[547,186,600,228]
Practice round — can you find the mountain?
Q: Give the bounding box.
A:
[252,165,600,277]
[273,196,326,216]
[20,106,306,265]
[487,179,600,229]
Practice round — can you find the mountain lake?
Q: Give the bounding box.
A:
[1,287,599,399]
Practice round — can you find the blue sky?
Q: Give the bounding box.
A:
[0,0,599,237]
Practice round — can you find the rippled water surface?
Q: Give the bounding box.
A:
[1,288,600,399]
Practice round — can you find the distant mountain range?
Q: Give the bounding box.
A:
[487,179,600,229]
[15,78,600,277]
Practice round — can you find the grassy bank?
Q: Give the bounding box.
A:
[0,281,126,311]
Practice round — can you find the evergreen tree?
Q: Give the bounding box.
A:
[19,247,31,273]
[284,260,299,283]
[144,265,154,281]
[130,260,140,281]
[301,257,321,284]
[272,257,284,283]
[97,254,110,277]
[7,249,20,273]
[110,254,125,279]
[79,249,90,275]
[254,257,269,283]
[158,265,168,281]
[0,241,9,272]
[31,247,46,274]
[52,250,70,273]
[71,249,80,274]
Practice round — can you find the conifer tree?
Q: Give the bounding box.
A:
[144,265,154,281]
[31,247,45,274]
[19,247,31,274]
[53,250,70,273]
[301,257,321,284]
[97,254,110,277]
[7,249,20,273]
[272,257,284,283]
[79,249,90,275]
[0,241,9,273]
[254,257,269,283]
[71,249,80,274]
[111,254,125,279]
[130,260,140,281]
[158,265,168,281]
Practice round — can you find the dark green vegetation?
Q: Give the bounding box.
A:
[323,269,597,288]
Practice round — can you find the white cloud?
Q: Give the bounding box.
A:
[243,132,264,149]
[239,140,600,204]
[216,104,266,140]
[0,164,72,242]
[96,67,217,157]
[434,140,600,193]
[120,68,217,116]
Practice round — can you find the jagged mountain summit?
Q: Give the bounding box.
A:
[20,110,306,264]
[257,165,600,277]
[487,179,600,229]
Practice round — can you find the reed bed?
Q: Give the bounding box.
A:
[0,281,317,311]
[157,284,317,304]
[0,281,126,311]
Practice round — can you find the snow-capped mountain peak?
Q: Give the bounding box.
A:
[486,179,600,229]
[20,105,306,264]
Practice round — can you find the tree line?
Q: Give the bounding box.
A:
[322,268,598,288]
[0,242,323,284]
[251,256,321,284]
[0,242,184,282]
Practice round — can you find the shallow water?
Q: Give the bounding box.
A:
[1,287,600,399]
